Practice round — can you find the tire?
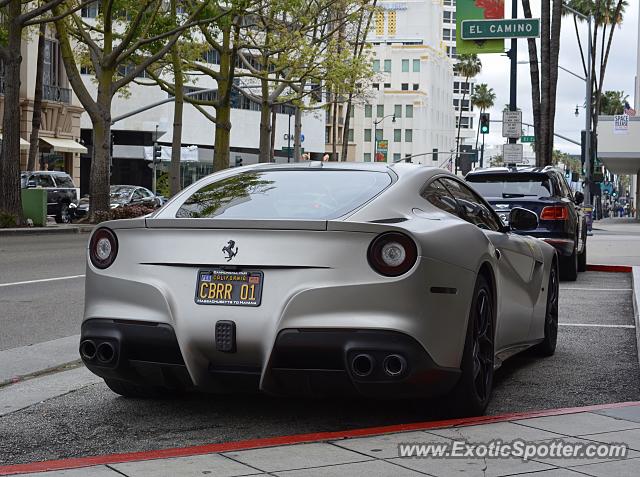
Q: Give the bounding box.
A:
[534,262,559,356]
[448,274,495,417]
[578,241,587,273]
[560,244,578,281]
[104,378,179,399]
[55,203,71,224]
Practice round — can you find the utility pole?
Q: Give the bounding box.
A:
[508,0,518,143]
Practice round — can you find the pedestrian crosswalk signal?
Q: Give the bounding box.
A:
[480,113,490,134]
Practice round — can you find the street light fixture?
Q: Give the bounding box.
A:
[372,114,396,161]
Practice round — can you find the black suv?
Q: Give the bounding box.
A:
[20,171,78,223]
[466,166,587,281]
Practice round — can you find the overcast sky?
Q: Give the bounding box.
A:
[474,0,638,155]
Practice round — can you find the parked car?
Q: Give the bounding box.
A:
[80,163,558,416]
[466,166,587,281]
[20,171,78,223]
[74,185,162,219]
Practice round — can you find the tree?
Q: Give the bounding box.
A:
[565,0,628,137]
[599,90,628,115]
[470,83,496,150]
[27,22,46,171]
[0,0,80,224]
[52,0,218,220]
[522,0,563,167]
[453,53,481,173]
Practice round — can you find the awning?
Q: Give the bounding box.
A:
[0,133,30,150]
[40,136,88,154]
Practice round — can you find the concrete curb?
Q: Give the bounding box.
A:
[632,267,640,368]
[0,225,94,236]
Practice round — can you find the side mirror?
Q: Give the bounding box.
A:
[509,207,538,231]
[574,191,584,205]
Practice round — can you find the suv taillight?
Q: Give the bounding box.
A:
[540,206,569,220]
[368,232,418,277]
[90,228,118,269]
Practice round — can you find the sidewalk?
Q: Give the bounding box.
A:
[2,402,639,476]
[589,218,640,266]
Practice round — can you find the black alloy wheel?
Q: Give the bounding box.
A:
[535,262,559,356]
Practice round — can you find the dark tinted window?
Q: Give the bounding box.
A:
[54,174,75,188]
[421,179,457,215]
[176,170,392,220]
[466,173,554,199]
[441,178,502,231]
[110,186,134,199]
[35,174,55,188]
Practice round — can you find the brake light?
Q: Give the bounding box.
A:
[540,206,569,220]
[90,228,118,269]
[368,232,418,277]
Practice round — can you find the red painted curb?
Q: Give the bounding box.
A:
[586,264,633,273]
[1,400,639,475]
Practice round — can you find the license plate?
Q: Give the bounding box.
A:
[195,270,263,306]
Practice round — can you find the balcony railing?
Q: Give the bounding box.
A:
[43,84,71,104]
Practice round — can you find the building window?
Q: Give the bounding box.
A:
[81,2,99,18]
[394,129,402,142]
[202,49,220,64]
[375,11,384,36]
[413,59,420,72]
[364,129,372,142]
[443,29,456,41]
[348,129,354,142]
[401,83,409,91]
[349,107,355,118]
[406,105,413,118]
[384,83,391,89]
[402,59,409,72]
[405,129,413,142]
[447,46,457,59]
[376,104,384,117]
[444,0,453,5]
[43,39,59,86]
[388,11,397,36]
[365,104,372,118]
[393,153,401,162]
[373,59,380,72]
[372,83,379,90]
[364,153,372,162]
[394,104,402,118]
[325,127,330,144]
[456,117,474,129]
[384,59,392,72]
[375,129,383,141]
[412,83,419,91]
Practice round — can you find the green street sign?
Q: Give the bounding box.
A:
[521,135,535,143]
[461,19,541,40]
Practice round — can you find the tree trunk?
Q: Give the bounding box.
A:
[522,0,542,166]
[546,0,562,162]
[27,22,46,172]
[213,104,231,171]
[539,1,551,166]
[170,1,183,196]
[259,92,272,163]
[341,96,352,162]
[89,114,112,221]
[269,107,277,162]
[454,78,469,173]
[212,25,235,172]
[331,96,338,160]
[293,106,302,161]
[0,0,24,223]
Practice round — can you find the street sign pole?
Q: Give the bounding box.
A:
[509,0,518,146]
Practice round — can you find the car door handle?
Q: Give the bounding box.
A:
[495,249,501,260]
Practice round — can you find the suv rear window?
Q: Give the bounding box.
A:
[466,173,554,199]
[176,170,392,220]
[54,174,76,188]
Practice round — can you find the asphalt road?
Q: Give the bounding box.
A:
[0,233,87,350]
[1,271,637,466]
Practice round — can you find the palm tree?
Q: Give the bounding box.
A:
[470,83,496,151]
[599,90,628,115]
[453,54,481,173]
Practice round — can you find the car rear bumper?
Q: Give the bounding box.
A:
[80,319,461,399]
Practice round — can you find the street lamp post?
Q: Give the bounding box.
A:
[372,113,396,161]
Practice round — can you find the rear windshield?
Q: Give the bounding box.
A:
[176,170,393,220]
[54,175,76,188]
[467,173,554,199]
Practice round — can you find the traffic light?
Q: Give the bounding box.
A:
[480,113,490,134]
[235,156,243,167]
[153,143,162,164]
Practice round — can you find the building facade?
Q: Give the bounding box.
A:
[443,0,477,145]
[326,0,456,165]
[0,26,86,185]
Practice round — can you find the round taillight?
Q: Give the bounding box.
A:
[368,232,418,277]
[90,228,118,269]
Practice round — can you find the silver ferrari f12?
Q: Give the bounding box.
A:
[81,162,558,415]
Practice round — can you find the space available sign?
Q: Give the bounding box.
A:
[613,114,629,135]
[456,0,505,55]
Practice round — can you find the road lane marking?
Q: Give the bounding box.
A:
[559,323,636,329]
[0,275,85,288]
[560,288,632,291]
